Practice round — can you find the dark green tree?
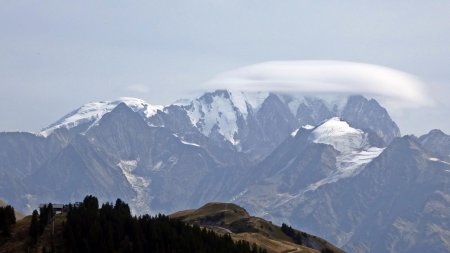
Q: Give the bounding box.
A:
[281,223,303,245]
[29,209,40,243]
[0,205,16,237]
[63,195,268,253]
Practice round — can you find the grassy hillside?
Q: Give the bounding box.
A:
[0,213,65,253]
[170,202,344,253]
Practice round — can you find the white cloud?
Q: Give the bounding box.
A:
[204,61,434,109]
[126,84,150,93]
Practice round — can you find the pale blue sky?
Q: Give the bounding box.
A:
[1,1,449,135]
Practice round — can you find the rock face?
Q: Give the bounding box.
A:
[1,90,448,253]
[341,95,401,146]
[341,137,450,253]
[419,129,450,158]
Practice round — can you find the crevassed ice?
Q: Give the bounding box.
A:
[185,90,271,145]
[187,93,240,145]
[229,90,270,116]
[310,117,367,153]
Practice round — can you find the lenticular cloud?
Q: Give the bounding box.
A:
[205,61,433,108]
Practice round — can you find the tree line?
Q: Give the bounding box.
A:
[281,223,307,245]
[281,223,335,253]
[0,205,16,237]
[62,195,267,253]
[29,203,55,243]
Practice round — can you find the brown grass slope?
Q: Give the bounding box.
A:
[170,202,345,253]
[0,213,66,253]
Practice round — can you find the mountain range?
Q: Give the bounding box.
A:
[0,90,448,253]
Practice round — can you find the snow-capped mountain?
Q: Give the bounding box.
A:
[0,89,447,253]
[308,117,385,186]
[233,117,384,218]
[40,97,163,137]
[146,90,399,161]
[37,90,400,160]
[0,90,402,214]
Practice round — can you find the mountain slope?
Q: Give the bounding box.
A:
[419,129,450,158]
[342,136,450,253]
[256,136,450,253]
[0,131,69,211]
[235,118,384,218]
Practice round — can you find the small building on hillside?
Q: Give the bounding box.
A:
[39,203,66,214]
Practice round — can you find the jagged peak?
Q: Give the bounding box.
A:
[344,94,387,113]
[425,129,447,136]
[345,95,385,110]
[347,94,368,102]
[385,135,423,153]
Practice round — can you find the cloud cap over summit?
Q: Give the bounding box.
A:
[205,60,433,109]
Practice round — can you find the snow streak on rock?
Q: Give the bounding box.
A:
[117,160,152,215]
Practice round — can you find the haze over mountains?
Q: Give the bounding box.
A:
[0,90,449,253]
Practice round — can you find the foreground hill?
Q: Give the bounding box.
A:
[1,197,344,253]
[171,202,343,253]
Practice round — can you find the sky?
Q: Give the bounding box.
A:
[1,0,450,135]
